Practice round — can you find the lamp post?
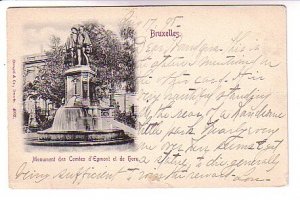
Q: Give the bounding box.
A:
[109,69,115,107]
[28,92,39,132]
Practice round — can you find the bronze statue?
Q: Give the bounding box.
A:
[65,26,92,66]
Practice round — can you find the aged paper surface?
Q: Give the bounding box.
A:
[7,6,287,188]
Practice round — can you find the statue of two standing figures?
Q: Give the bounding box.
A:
[65,26,92,66]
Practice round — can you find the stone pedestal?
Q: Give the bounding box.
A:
[64,65,96,106]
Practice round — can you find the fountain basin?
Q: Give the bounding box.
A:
[26,129,134,146]
[26,96,135,147]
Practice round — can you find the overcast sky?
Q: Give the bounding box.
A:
[23,20,120,55]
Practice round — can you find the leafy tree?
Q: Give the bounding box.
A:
[119,21,136,92]
[34,35,66,107]
[83,22,136,93]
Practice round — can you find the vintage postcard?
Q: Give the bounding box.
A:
[7,5,287,188]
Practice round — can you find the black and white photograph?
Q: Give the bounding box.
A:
[22,20,137,148]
